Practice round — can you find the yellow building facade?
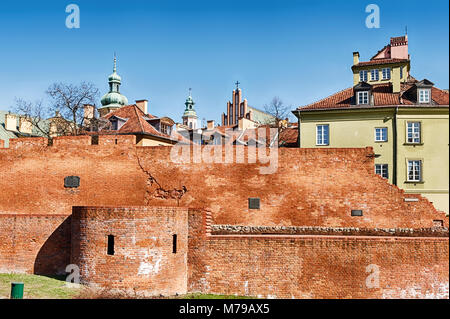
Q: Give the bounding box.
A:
[293,35,449,213]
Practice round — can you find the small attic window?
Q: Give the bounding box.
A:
[357,91,369,105]
[418,89,430,103]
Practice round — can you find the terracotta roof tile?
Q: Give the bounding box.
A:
[354,58,408,67]
[103,104,173,140]
[298,80,449,111]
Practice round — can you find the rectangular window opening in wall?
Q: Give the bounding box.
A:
[407,160,422,182]
[418,89,430,103]
[371,69,379,81]
[357,91,369,105]
[359,70,368,82]
[351,210,363,216]
[375,164,389,179]
[316,124,329,146]
[248,198,260,210]
[407,122,421,143]
[91,135,99,145]
[114,139,118,145]
[382,68,391,80]
[172,234,177,254]
[375,127,388,142]
[107,235,115,255]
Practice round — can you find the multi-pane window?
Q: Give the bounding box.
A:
[375,127,388,142]
[400,67,403,79]
[357,91,369,104]
[371,69,379,81]
[316,124,329,145]
[359,70,368,82]
[375,164,389,179]
[418,89,430,103]
[382,68,391,80]
[407,122,421,143]
[407,160,422,182]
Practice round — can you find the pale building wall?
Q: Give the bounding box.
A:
[137,136,173,147]
[396,109,449,213]
[299,109,395,184]
[299,107,449,214]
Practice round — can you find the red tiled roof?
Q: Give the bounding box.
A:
[353,58,408,67]
[279,127,298,147]
[103,104,173,140]
[298,81,449,111]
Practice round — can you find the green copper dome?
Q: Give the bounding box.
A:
[100,56,128,109]
[183,92,197,118]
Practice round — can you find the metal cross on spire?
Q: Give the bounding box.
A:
[189,87,192,96]
[113,52,117,72]
[235,81,240,90]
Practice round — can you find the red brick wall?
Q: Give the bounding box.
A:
[189,234,449,299]
[187,211,449,299]
[0,214,71,275]
[0,138,446,229]
[0,139,4,148]
[71,206,188,296]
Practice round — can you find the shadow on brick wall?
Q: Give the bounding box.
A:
[34,217,72,276]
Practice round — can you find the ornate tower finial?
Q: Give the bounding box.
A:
[113,53,117,72]
[189,87,192,97]
[235,81,240,90]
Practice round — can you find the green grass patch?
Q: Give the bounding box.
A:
[0,273,81,299]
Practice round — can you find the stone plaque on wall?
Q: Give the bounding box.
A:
[64,176,80,188]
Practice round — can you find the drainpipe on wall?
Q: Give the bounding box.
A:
[393,107,398,185]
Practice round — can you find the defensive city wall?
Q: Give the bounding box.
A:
[0,135,448,298]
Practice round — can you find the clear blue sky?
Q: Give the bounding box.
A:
[0,0,448,123]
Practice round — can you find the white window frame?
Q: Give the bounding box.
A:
[370,69,379,81]
[374,127,388,142]
[359,70,368,82]
[407,122,421,144]
[407,160,422,182]
[357,91,369,105]
[418,89,430,103]
[375,164,389,179]
[316,124,329,146]
[382,68,391,80]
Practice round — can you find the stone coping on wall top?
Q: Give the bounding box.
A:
[208,234,449,241]
[211,225,449,238]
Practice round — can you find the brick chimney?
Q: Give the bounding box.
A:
[207,120,215,130]
[353,52,360,65]
[136,100,148,115]
[390,35,408,60]
[5,113,17,131]
[19,117,32,134]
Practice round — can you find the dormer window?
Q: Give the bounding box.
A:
[357,91,369,105]
[353,82,372,106]
[359,70,368,82]
[415,79,434,105]
[418,89,430,103]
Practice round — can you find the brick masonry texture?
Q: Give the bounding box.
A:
[0,214,70,275]
[71,206,188,296]
[0,136,448,298]
[0,138,447,228]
